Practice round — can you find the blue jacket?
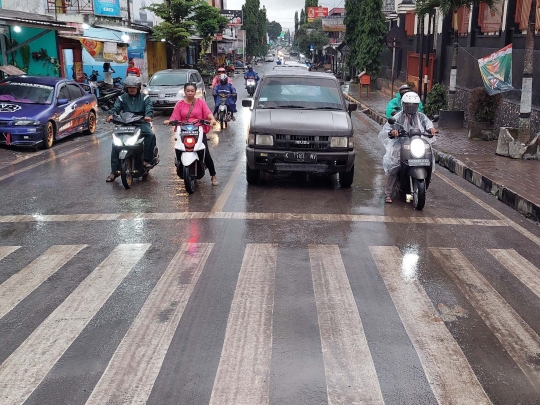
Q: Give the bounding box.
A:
[212,83,237,112]
[244,70,260,81]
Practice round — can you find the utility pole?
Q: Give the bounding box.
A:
[518,0,536,143]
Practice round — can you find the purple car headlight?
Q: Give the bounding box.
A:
[13,119,41,126]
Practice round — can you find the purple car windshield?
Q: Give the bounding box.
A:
[0,82,54,104]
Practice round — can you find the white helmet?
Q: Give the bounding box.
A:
[401,92,421,115]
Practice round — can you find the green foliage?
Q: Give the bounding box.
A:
[193,3,228,64]
[467,87,502,122]
[415,0,496,17]
[242,0,268,56]
[295,18,329,56]
[267,21,282,41]
[20,45,31,70]
[294,11,299,34]
[300,9,306,25]
[304,0,318,19]
[354,0,387,76]
[425,84,448,116]
[344,0,360,68]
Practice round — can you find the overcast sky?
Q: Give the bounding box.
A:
[225,0,344,31]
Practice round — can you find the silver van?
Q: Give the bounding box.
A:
[142,69,206,111]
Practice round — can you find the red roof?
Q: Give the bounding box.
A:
[329,8,345,15]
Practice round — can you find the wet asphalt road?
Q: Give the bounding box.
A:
[1,63,540,404]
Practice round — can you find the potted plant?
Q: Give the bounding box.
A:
[424,83,447,118]
[467,87,502,140]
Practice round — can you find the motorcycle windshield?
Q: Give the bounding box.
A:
[114,112,145,124]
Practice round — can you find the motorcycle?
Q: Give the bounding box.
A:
[215,93,232,130]
[246,78,257,97]
[98,87,123,110]
[108,112,159,189]
[168,119,210,194]
[387,117,437,210]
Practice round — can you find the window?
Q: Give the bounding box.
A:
[149,73,187,86]
[515,0,540,32]
[405,12,416,36]
[189,73,198,83]
[58,86,71,101]
[67,84,84,100]
[0,82,54,104]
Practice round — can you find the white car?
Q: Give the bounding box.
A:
[265,55,275,62]
[272,61,309,71]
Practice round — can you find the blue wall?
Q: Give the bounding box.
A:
[6,27,59,77]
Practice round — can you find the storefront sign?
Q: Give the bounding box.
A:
[80,38,128,62]
[478,44,514,95]
[93,0,121,17]
[220,10,243,26]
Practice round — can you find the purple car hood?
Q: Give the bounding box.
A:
[0,101,50,120]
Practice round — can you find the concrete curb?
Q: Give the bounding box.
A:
[344,91,540,222]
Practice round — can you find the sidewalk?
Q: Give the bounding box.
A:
[344,83,540,222]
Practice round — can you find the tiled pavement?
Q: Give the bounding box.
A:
[344,83,540,222]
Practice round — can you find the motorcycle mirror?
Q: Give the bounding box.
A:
[242,99,253,108]
[432,115,439,122]
[387,118,396,125]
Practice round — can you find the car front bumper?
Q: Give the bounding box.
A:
[0,126,44,146]
[246,147,355,173]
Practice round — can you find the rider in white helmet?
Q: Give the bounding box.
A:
[378,91,437,203]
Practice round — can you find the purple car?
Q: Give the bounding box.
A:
[0,76,98,149]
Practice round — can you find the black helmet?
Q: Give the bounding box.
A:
[399,84,412,97]
[219,74,228,85]
[124,75,141,92]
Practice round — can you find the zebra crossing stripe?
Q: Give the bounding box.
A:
[309,245,384,404]
[488,249,540,300]
[0,243,150,405]
[209,244,277,405]
[0,246,20,262]
[85,243,214,404]
[431,248,540,393]
[370,246,491,404]
[0,245,86,320]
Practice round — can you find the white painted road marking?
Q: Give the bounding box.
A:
[0,243,150,405]
[0,246,20,262]
[370,246,491,404]
[0,245,86,319]
[431,248,540,393]
[209,243,277,405]
[309,245,384,404]
[86,243,213,404]
[210,157,244,213]
[488,249,540,300]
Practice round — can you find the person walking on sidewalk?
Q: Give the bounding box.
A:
[386,84,424,118]
[379,92,436,203]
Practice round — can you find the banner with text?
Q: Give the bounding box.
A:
[307,7,328,22]
[478,44,514,95]
[220,10,243,26]
[93,0,121,17]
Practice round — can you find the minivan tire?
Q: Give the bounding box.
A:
[340,164,354,188]
[246,162,260,185]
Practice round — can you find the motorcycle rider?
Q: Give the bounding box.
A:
[379,92,436,203]
[212,74,237,121]
[211,67,232,87]
[244,64,260,88]
[386,84,424,118]
[105,76,157,183]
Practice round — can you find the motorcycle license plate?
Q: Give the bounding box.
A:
[408,158,431,166]
[284,152,317,163]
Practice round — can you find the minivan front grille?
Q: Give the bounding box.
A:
[275,134,329,149]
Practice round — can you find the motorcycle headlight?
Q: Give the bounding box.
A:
[125,133,140,146]
[256,134,273,146]
[14,119,40,126]
[410,138,426,158]
[330,137,348,148]
[112,134,123,146]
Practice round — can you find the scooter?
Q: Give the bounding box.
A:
[215,93,231,129]
[246,78,257,97]
[168,119,210,194]
[108,112,159,189]
[387,117,437,210]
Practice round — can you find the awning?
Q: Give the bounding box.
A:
[0,65,26,76]
[0,10,76,31]
[94,25,149,34]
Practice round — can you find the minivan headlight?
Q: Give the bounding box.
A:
[256,134,273,146]
[410,138,426,158]
[177,88,185,97]
[330,137,348,148]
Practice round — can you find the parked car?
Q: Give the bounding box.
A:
[242,71,357,187]
[142,69,206,112]
[0,76,98,149]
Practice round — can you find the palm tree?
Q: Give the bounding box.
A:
[416,0,498,110]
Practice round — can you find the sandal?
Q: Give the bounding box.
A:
[385,196,393,204]
[106,173,118,182]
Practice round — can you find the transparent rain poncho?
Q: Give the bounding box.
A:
[378,111,435,174]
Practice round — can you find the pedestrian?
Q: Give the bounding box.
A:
[126,59,141,77]
[163,82,219,186]
[103,62,115,89]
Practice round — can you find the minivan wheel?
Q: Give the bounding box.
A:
[246,162,260,185]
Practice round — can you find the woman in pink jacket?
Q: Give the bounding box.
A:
[164,82,219,186]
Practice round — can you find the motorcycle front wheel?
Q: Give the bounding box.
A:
[412,178,426,210]
[120,158,133,189]
[184,164,195,194]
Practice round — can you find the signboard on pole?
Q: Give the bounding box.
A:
[220,10,243,26]
[478,44,514,95]
[307,7,328,22]
[93,0,121,17]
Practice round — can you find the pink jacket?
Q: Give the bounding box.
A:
[211,75,233,87]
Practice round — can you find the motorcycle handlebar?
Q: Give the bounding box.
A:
[388,130,436,139]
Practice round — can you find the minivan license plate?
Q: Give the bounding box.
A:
[285,152,317,163]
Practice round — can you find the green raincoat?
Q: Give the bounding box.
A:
[386,92,424,118]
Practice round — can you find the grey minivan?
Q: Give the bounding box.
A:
[142,69,206,111]
[242,71,357,187]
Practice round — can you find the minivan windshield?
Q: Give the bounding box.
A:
[0,82,54,104]
[257,77,342,109]
[149,73,188,86]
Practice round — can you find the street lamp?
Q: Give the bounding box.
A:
[13,26,21,33]
[121,34,130,42]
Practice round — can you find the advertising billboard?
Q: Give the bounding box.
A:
[307,7,328,22]
[93,0,122,17]
[220,10,243,26]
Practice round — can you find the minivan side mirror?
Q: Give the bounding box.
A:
[242,99,253,108]
[348,103,357,112]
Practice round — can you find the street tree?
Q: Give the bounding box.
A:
[193,3,228,69]
[242,0,268,57]
[144,0,198,68]
[300,9,306,25]
[294,11,299,44]
[416,0,496,110]
[267,21,283,42]
[295,18,329,59]
[356,0,387,76]
[344,0,361,72]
